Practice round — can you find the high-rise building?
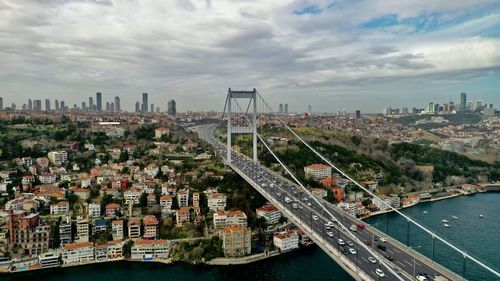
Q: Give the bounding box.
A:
[135,101,140,113]
[60,101,66,112]
[55,100,59,112]
[402,107,409,115]
[355,110,361,119]
[114,96,120,112]
[28,99,33,110]
[460,92,467,112]
[434,103,440,113]
[96,92,102,112]
[0,97,3,110]
[81,102,86,111]
[167,100,176,115]
[279,104,283,114]
[142,93,148,113]
[105,102,110,112]
[284,104,288,114]
[151,104,154,113]
[476,100,483,111]
[89,97,94,111]
[427,102,434,113]
[110,102,115,113]
[34,99,42,111]
[466,101,474,111]
[45,99,51,112]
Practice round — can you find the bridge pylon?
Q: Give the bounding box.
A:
[226,88,258,164]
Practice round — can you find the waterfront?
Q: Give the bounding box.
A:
[4,193,498,281]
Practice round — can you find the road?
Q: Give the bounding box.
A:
[192,124,461,281]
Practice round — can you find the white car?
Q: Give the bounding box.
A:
[338,239,345,245]
[380,237,387,242]
[368,256,377,264]
[346,240,354,247]
[349,248,356,255]
[327,231,334,237]
[307,202,312,207]
[312,215,319,221]
[375,269,385,278]
[415,276,427,281]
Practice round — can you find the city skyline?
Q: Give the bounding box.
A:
[1,1,499,112]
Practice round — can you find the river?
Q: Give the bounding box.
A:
[4,193,498,281]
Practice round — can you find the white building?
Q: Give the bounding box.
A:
[124,188,143,205]
[339,202,357,218]
[112,220,124,241]
[62,242,94,264]
[50,201,69,215]
[75,218,89,243]
[177,189,189,207]
[304,164,331,181]
[373,195,392,211]
[131,239,170,260]
[273,231,299,252]
[256,204,282,225]
[207,193,227,212]
[88,203,101,218]
[39,173,57,184]
[160,195,173,215]
[213,210,248,230]
[47,151,68,165]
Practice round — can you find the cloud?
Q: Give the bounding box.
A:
[0,0,499,112]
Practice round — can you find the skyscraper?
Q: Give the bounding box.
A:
[284,104,288,114]
[135,101,140,113]
[460,92,467,112]
[279,104,283,114]
[167,99,176,115]
[45,99,51,112]
[355,110,361,119]
[96,92,102,112]
[34,99,42,111]
[110,102,115,113]
[427,102,434,113]
[60,101,65,112]
[0,97,3,110]
[81,102,86,111]
[105,102,110,112]
[114,96,120,112]
[28,99,33,110]
[142,93,148,113]
[151,104,154,113]
[55,100,60,112]
[89,97,94,111]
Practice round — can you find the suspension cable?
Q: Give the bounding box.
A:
[255,91,500,278]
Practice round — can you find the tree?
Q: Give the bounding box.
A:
[139,193,148,207]
[123,240,134,257]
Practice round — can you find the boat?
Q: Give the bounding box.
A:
[441,219,449,223]
[444,224,450,228]
[423,211,428,214]
[479,214,484,218]
[452,216,458,220]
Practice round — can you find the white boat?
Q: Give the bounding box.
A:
[441,219,449,223]
[423,211,428,214]
[443,224,450,228]
[452,216,458,220]
[479,214,484,218]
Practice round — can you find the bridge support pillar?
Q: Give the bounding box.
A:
[226,88,258,164]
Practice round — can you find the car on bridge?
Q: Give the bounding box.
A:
[368,256,377,264]
[375,269,385,278]
[415,275,427,281]
[327,231,334,237]
[338,239,345,245]
[312,214,319,220]
[348,248,357,255]
[357,223,366,229]
[346,240,354,247]
[377,244,387,251]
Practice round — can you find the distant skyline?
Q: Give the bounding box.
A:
[1,1,499,113]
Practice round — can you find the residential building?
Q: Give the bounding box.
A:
[50,201,69,215]
[256,204,281,225]
[131,239,170,260]
[75,217,89,243]
[143,215,159,239]
[128,218,141,240]
[213,210,248,230]
[273,230,299,252]
[222,225,251,257]
[177,189,189,207]
[373,195,392,211]
[59,217,72,246]
[88,203,101,218]
[62,242,94,264]
[124,188,143,205]
[207,193,226,212]
[105,203,122,217]
[8,212,50,256]
[107,240,124,259]
[176,206,191,226]
[304,164,331,181]
[47,151,68,165]
[39,251,60,268]
[112,220,124,241]
[160,195,173,215]
[154,127,170,139]
[192,192,200,208]
[310,188,327,198]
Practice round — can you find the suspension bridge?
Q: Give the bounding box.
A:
[191,88,500,281]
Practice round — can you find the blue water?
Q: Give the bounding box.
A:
[365,192,500,281]
[3,193,498,281]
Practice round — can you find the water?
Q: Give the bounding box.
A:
[365,192,500,281]
[4,193,498,281]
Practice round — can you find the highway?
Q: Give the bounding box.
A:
[192,124,462,281]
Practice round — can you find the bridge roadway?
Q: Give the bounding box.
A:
[193,125,464,281]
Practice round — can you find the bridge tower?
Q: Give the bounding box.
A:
[226,88,258,164]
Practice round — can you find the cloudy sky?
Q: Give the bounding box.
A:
[1,0,499,113]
